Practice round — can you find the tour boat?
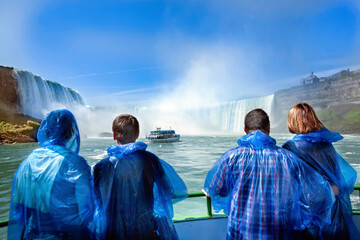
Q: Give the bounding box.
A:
[145,127,180,143]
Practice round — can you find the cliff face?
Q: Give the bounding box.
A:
[273,73,360,133]
[0,66,18,116]
[0,66,40,144]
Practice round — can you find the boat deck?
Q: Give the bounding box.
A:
[1,186,360,239]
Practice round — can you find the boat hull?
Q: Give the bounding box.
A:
[146,136,180,143]
[174,215,360,240]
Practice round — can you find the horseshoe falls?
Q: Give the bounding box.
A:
[13,69,85,119]
[136,95,274,134]
[197,95,274,132]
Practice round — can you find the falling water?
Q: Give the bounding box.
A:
[196,95,274,132]
[13,69,85,119]
[135,95,274,134]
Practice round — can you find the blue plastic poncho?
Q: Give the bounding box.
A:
[8,109,95,240]
[204,130,334,240]
[283,128,359,239]
[93,141,188,240]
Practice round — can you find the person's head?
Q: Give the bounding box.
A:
[112,114,139,145]
[244,108,270,135]
[37,109,80,154]
[287,103,324,134]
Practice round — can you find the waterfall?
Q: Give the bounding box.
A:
[13,69,85,119]
[135,95,274,134]
[197,95,274,132]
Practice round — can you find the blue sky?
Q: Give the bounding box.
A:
[1,0,360,107]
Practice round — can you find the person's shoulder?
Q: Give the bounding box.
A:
[226,144,257,155]
[63,152,92,171]
[217,146,247,161]
[275,146,302,165]
[94,156,111,170]
[137,149,159,160]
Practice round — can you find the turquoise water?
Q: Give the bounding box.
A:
[1,134,360,238]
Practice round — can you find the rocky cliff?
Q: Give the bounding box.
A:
[272,72,360,133]
[0,66,40,144]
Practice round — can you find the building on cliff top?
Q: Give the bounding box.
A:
[300,72,320,85]
[328,68,350,79]
[300,68,356,85]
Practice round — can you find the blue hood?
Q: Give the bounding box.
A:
[293,128,343,143]
[237,129,276,147]
[107,141,147,163]
[37,109,81,154]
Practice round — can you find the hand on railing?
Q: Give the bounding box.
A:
[202,189,210,197]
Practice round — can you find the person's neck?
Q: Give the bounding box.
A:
[246,129,269,135]
[117,140,136,145]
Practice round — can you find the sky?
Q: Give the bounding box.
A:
[1,0,360,107]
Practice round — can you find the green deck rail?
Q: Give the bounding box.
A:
[172,191,227,223]
[1,185,360,227]
[352,185,360,215]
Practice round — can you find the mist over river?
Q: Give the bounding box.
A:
[1,134,360,238]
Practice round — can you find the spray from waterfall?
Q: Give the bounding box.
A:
[12,65,275,137]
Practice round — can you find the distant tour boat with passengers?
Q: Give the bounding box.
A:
[146,127,180,143]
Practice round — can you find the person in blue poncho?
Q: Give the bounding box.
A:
[282,103,359,240]
[204,108,335,240]
[7,109,95,240]
[93,114,188,240]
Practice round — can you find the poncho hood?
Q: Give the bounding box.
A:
[37,109,81,154]
[108,141,147,163]
[237,129,276,147]
[293,128,343,143]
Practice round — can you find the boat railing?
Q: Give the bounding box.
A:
[1,185,360,227]
[174,185,360,222]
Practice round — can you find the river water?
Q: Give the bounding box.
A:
[1,134,360,238]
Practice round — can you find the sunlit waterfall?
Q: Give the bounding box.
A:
[197,95,274,132]
[135,95,274,135]
[13,69,85,119]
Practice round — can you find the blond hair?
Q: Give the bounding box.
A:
[288,103,324,134]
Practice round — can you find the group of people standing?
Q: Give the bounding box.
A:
[7,102,359,240]
[205,104,358,239]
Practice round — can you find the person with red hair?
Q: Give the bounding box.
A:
[283,103,359,239]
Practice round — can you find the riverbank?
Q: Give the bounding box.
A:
[0,114,40,144]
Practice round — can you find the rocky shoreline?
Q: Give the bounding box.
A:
[0,118,40,144]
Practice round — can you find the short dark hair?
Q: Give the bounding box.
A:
[244,109,270,134]
[112,114,139,144]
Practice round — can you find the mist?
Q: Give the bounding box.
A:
[70,45,276,137]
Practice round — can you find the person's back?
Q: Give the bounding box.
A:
[8,109,95,240]
[94,143,164,239]
[94,114,187,240]
[282,103,359,239]
[204,109,334,240]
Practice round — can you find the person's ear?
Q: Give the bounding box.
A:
[113,132,116,141]
[265,124,270,135]
[244,126,248,134]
